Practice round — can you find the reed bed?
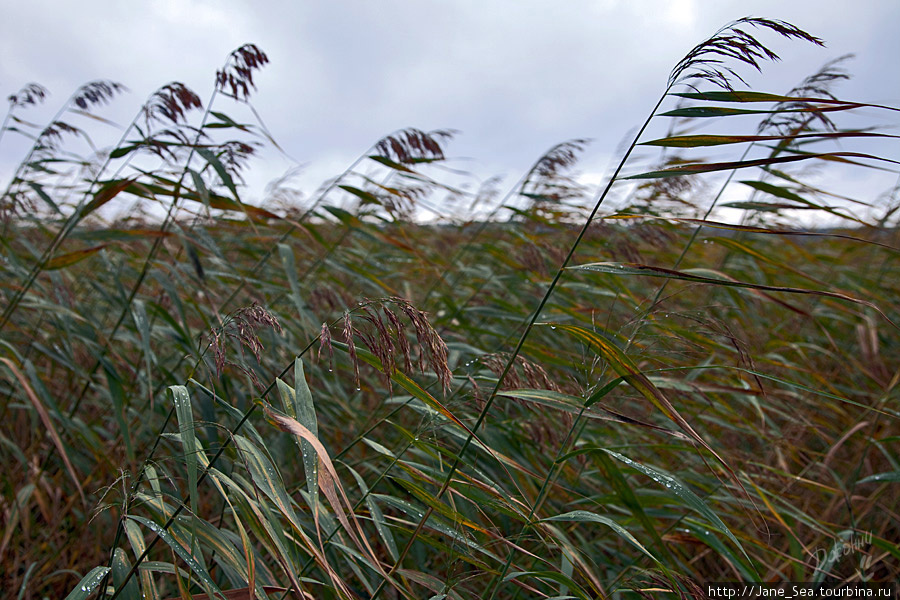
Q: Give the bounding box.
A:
[1,18,898,600]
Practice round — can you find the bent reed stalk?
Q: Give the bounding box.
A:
[2,16,898,600]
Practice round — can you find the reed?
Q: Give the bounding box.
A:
[1,17,897,600]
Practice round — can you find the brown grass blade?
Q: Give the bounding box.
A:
[605,214,900,251]
[261,404,392,579]
[624,151,900,179]
[0,358,85,505]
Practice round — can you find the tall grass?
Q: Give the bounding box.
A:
[1,17,898,600]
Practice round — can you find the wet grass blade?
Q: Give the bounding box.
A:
[169,386,199,525]
[541,510,660,565]
[125,516,223,597]
[63,567,111,600]
[603,449,753,568]
[276,358,319,507]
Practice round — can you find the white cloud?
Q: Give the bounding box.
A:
[1,0,898,214]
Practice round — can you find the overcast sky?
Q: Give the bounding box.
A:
[2,1,898,220]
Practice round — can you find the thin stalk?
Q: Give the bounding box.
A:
[64,84,222,419]
[27,116,227,574]
[369,92,667,600]
[103,328,316,600]
[216,132,418,316]
[91,77,236,599]
[0,104,16,150]
[632,141,754,339]
[421,170,531,308]
[104,297,402,599]
[1,89,82,204]
[495,405,598,595]
[0,85,185,333]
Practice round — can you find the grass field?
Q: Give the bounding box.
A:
[1,18,898,599]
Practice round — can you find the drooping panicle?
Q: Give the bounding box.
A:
[373,128,456,164]
[143,82,203,126]
[216,44,269,101]
[7,83,48,108]
[669,17,824,92]
[71,80,127,110]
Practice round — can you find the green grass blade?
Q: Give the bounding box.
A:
[541,510,660,565]
[603,449,753,568]
[169,386,199,524]
[122,520,160,600]
[125,515,223,597]
[857,471,900,484]
[111,548,141,600]
[62,567,111,600]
